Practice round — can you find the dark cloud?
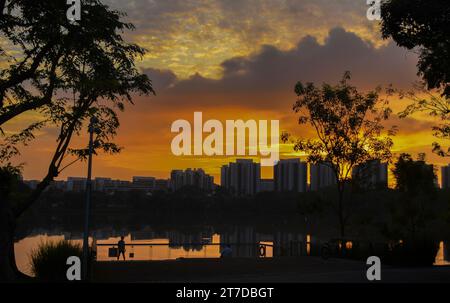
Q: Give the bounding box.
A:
[149,27,419,108]
[102,0,386,78]
[385,116,438,135]
[104,1,375,46]
[142,68,178,91]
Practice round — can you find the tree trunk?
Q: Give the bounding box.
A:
[1,131,66,281]
[0,197,32,281]
[0,199,18,281]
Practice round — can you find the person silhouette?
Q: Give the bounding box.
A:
[117,236,126,260]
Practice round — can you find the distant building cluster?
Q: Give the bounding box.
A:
[24,168,215,194]
[24,176,170,193]
[23,159,449,195]
[220,158,390,196]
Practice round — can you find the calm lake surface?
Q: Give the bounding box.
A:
[15,226,449,276]
[15,226,280,275]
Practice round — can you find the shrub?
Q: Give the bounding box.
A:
[30,240,82,281]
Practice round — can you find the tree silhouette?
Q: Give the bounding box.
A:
[289,72,395,237]
[398,83,449,157]
[1,1,154,152]
[1,1,103,123]
[381,0,450,97]
[390,153,438,246]
[0,0,154,281]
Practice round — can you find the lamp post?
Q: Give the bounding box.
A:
[82,116,97,281]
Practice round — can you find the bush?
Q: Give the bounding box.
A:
[383,240,439,266]
[30,240,82,281]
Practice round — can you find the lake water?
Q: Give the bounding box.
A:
[14,227,449,276]
[15,227,279,275]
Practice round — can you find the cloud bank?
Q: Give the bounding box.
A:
[143,27,419,109]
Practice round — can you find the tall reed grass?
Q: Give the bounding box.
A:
[30,240,82,281]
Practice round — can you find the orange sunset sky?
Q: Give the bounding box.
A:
[2,0,449,185]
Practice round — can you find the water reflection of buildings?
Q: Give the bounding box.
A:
[132,229,212,252]
[17,225,311,257]
[25,225,310,257]
[128,226,305,257]
[95,226,313,258]
[212,226,307,257]
[130,226,306,257]
[15,225,450,265]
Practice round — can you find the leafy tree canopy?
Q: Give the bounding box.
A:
[381,0,450,97]
[392,153,437,194]
[0,0,155,217]
[290,71,395,182]
[398,83,449,157]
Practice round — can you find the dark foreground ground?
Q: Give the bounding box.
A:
[92,257,450,283]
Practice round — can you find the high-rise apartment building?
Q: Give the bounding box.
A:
[310,163,336,191]
[274,159,307,192]
[170,168,214,192]
[352,160,388,189]
[221,159,261,195]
